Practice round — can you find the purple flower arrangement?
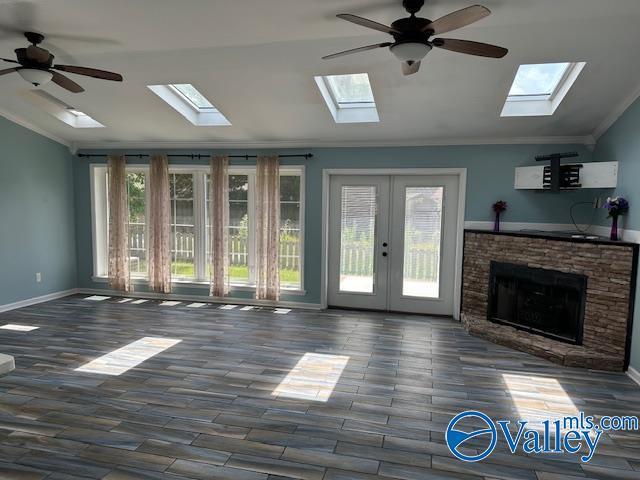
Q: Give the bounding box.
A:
[492,200,507,232]
[603,196,629,218]
[603,196,629,241]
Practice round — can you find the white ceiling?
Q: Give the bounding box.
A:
[0,0,639,148]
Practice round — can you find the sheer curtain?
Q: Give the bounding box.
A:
[209,155,229,297]
[107,155,130,292]
[255,155,280,301]
[148,154,172,293]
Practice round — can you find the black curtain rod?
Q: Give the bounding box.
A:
[77,153,314,160]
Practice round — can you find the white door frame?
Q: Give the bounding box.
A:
[321,168,468,319]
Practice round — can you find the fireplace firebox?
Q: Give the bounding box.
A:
[487,261,587,345]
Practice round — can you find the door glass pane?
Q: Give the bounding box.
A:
[339,186,376,293]
[403,187,443,298]
[127,173,147,277]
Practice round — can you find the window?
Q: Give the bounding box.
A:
[170,173,196,279]
[127,172,147,277]
[315,73,379,123]
[147,84,231,126]
[501,62,586,117]
[170,84,217,111]
[92,165,304,292]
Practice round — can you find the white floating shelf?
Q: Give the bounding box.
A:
[515,161,618,190]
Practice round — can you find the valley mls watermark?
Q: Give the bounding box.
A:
[446,410,639,463]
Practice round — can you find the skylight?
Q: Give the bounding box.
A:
[501,62,586,117]
[508,63,571,98]
[148,84,230,126]
[325,74,375,108]
[170,84,217,111]
[22,90,104,128]
[315,73,379,123]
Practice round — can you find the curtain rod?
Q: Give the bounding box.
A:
[77,153,314,160]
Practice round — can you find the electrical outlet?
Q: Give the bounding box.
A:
[36,272,42,283]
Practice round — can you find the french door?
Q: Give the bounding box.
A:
[327,174,459,315]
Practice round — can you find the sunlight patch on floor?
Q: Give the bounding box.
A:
[272,353,349,402]
[85,295,110,301]
[0,324,39,332]
[187,303,207,308]
[131,299,148,304]
[502,373,579,428]
[274,308,292,315]
[160,301,181,307]
[75,337,181,376]
[220,304,238,310]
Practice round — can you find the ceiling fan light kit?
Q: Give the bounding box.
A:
[323,0,508,75]
[390,42,432,63]
[18,67,53,86]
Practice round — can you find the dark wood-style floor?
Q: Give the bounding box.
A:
[1,295,640,479]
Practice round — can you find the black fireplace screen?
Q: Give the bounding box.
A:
[487,262,587,345]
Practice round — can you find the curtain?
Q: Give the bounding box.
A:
[209,155,229,297]
[255,155,280,301]
[148,154,172,293]
[107,155,130,292]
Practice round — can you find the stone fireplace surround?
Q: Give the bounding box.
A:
[461,230,638,371]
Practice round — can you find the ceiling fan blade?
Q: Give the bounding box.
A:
[323,42,392,60]
[1,58,19,64]
[51,70,84,93]
[423,5,491,35]
[0,67,17,76]
[336,14,400,35]
[26,44,51,63]
[433,38,508,58]
[53,65,123,81]
[402,61,421,76]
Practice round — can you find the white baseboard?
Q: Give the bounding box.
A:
[0,289,78,314]
[627,366,640,386]
[591,225,640,243]
[77,288,322,310]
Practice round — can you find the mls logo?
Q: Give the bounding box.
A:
[446,411,497,462]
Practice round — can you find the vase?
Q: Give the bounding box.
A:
[494,212,501,232]
[610,216,619,241]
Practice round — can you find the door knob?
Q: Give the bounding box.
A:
[382,252,388,257]
[382,242,388,247]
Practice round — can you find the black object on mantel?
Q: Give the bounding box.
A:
[535,152,581,191]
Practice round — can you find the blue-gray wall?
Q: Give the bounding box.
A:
[594,96,640,371]
[0,117,76,306]
[74,144,597,305]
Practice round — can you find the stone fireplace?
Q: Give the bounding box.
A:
[461,230,638,371]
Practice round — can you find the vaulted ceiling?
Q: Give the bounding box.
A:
[0,0,639,148]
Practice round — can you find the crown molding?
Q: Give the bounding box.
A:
[592,82,640,141]
[0,108,70,147]
[74,135,595,152]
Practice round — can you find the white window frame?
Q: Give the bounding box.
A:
[314,74,379,124]
[90,163,305,293]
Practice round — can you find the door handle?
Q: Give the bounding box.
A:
[382,252,388,257]
[382,242,388,247]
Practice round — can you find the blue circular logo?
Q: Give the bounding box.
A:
[446,410,497,462]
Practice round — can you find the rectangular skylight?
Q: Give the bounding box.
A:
[22,90,104,128]
[325,73,375,108]
[170,84,217,111]
[508,63,571,98]
[501,62,586,117]
[315,73,379,123]
[148,84,230,126]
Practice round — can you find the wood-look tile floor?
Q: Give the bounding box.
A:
[1,295,640,479]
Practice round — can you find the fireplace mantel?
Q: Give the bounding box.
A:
[461,230,638,371]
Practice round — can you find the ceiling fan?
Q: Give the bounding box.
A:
[323,0,508,75]
[0,32,123,92]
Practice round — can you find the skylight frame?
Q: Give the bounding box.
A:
[314,73,379,124]
[22,90,104,128]
[147,84,231,126]
[501,62,586,118]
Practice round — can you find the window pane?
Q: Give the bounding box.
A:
[171,84,216,110]
[206,174,250,284]
[339,186,376,293]
[509,63,570,97]
[402,187,442,298]
[171,173,195,279]
[325,73,374,105]
[127,173,147,277]
[280,176,301,289]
